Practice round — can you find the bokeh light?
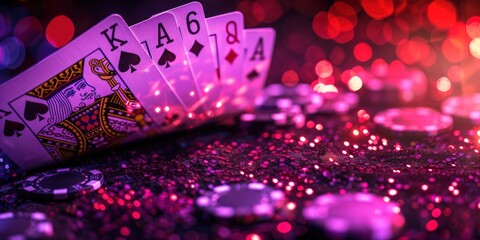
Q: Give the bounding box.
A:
[0,36,25,70]
[329,2,357,31]
[361,0,394,20]
[348,75,363,91]
[469,38,480,58]
[14,16,42,47]
[427,0,456,29]
[371,58,388,76]
[466,16,480,39]
[315,60,333,78]
[436,77,452,92]
[442,37,468,63]
[276,222,292,233]
[46,15,75,48]
[366,20,392,45]
[312,12,340,40]
[281,69,299,86]
[353,42,372,62]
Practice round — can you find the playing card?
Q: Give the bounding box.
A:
[206,11,246,114]
[167,1,225,117]
[131,12,206,118]
[0,15,186,170]
[243,28,276,106]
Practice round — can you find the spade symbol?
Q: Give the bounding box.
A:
[24,101,48,122]
[3,120,25,137]
[158,49,176,68]
[118,51,141,73]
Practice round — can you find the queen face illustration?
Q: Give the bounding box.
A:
[46,78,100,124]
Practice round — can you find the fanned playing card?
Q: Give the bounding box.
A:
[243,28,276,106]
[206,11,247,114]
[131,12,207,120]
[0,4,278,170]
[0,15,185,169]
[167,1,225,117]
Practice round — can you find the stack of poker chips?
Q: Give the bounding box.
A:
[240,83,359,128]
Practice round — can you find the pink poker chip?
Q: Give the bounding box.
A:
[196,183,285,219]
[441,94,480,124]
[303,193,405,240]
[373,107,453,136]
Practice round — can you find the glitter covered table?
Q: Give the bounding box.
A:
[1,107,479,239]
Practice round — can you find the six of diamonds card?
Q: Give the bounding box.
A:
[0,2,275,170]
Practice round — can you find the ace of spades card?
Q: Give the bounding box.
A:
[131,12,207,118]
[0,15,186,170]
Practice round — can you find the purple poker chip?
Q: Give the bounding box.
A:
[261,83,314,107]
[264,83,311,98]
[303,193,405,240]
[240,109,290,125]
[257,84,326,119]
[240,105,305,127]
[374,107,453,136]
[263,83,286,97]
[23,168,104,200]
[196,183,285,219]
[0,212,54,239]
[441,94,480,124]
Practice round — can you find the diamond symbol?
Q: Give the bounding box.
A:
[189,40,204,57]
[225,49,238,64]
[247,69,259,81]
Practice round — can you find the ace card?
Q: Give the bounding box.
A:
[243,28,276,106]
[0,15,185,170]
[131,12,206,117]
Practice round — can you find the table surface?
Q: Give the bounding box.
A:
[1,101,479,240]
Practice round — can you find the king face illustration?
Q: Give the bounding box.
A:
[46,78,100,124]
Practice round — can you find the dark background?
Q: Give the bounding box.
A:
[2,0,480,96]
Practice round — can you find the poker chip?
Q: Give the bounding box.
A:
[361,68,428,104]
[196,183,285,218]
[264,83,311,98]
[0,212,54,239]
[254,96,294,109]
[240,109,291,125]
[255,83,324,121]
[441,94,480,124]
[303,193,405,240]
[240,104,305,127]
[258,84,313,108]
[374,107,453,137]
[312,92,358,114]
[23,168,104,200]
[303,93,325,115]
